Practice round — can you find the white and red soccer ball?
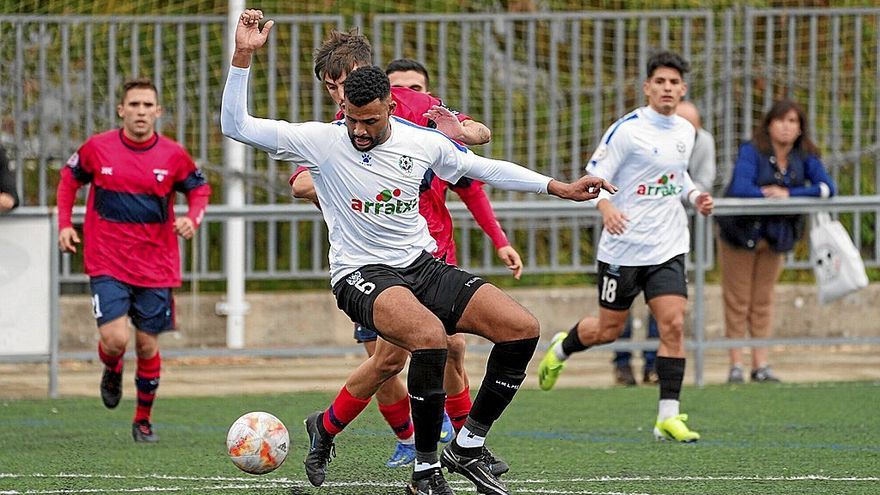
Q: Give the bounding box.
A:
[226,411,289,474]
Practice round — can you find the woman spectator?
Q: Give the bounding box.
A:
[717,99,836,383]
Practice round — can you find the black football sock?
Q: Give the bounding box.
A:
[469,337,538,432]
[408,348,447,461]
[656,356,686,400]
[561,323,589,356]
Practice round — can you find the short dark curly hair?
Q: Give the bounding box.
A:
[343,66,391,107]
[646,50,690,79]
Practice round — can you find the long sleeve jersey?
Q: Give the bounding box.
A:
[586,106,697,266]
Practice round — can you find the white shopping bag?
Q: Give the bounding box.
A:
[810,212,869,304]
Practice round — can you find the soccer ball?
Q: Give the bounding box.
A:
[226,411,290,474]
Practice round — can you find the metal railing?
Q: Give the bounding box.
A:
[7,195,880,396]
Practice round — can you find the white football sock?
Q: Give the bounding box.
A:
[413,461,440,473]
[658,399,680,422]
[553,342,569,361]
[455,425,486,448]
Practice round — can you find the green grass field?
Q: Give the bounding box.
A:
[1,382,878,494]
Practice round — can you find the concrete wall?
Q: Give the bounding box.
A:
[58,283,877,351]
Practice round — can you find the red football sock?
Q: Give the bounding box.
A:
[98,342,123,373]
[378,396,414,441]
[445,386,472,432]
[134,352,161,423]
[322,386,371,436]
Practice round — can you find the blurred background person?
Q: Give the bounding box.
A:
[612,100,716,386]
[0,145,19,212]
[716,99,835,384]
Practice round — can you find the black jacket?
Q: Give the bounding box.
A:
[0,146,19,210]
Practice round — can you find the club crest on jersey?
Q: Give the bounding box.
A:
[153,168,169,182]
[65,152,79,167]
[361,153,372,165]
[676,140,686,155]
[345,271,364,286]
[398,155,413,175]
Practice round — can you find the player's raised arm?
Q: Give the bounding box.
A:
[220,65,281,154]
[221,9,280,152]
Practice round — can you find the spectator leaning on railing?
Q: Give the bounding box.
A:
[716,99,836,384]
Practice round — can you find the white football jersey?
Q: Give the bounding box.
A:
[269,117,477,285]
[221,66,553,285]
[586,106,697,266]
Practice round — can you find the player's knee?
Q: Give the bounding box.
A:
[418,334,447,350]
[373,352,408,379]
[659,315,685,338]
[374,360,406,380]
[446,335,466,362]
[511,313,540,340]
[101,335,128,355]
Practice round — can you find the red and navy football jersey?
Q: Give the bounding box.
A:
[57,129,211,287]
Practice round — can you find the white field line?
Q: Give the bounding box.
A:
[1,473,878,483]
[0,487,648,495]
[1,472,878,495]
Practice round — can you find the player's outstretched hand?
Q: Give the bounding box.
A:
[235,9,274,52]
[58,226,80,253]
[548,175,617,202]
[174,217,196,240]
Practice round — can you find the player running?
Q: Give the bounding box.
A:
[537,50,713,443]
[57,77,210,443]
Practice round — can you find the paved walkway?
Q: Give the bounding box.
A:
[2,346,878,399]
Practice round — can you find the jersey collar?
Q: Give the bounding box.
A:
[118,128,160,152]
[642,105,679,129]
